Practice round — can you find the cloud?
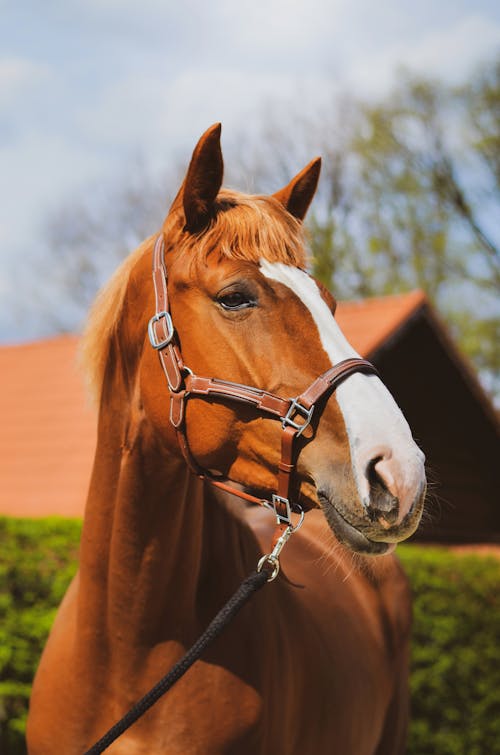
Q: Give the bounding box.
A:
[401,14,500,79]
[0,57,52,109]
[212,0,348,63]
[344,13,500,95]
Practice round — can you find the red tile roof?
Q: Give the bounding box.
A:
[0,334,95,518]
[335,289,426,356]
[0,291,427,518]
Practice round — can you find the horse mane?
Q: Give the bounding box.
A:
[81,191,308,405]
[80,236,153,406]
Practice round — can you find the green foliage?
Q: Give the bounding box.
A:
[399,545,500,754]
[347,77,459,300]
[0,517,81,754]
[2,519,500,754]
[464,57,500,195]
[308,61,500,399]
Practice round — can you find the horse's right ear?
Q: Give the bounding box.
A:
[181,123,224,233]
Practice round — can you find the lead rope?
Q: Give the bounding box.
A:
[83,512,304,754]
[83,571,269,754]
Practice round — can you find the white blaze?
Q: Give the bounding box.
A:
[260,260,424,511]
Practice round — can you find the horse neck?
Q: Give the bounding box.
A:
[77,345,260,650]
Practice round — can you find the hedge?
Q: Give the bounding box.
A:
[1,517,500,754]
[0,518,80,754]
[398,546,500,755]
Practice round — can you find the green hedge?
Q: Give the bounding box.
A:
[0,518,81,754]
[399,546,500,755]
[1,517,500,754]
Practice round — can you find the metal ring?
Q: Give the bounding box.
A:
[257,554,280,582]
[290,504,305,532]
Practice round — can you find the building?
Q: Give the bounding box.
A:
[1,291,498,542]
[0,334,95,518]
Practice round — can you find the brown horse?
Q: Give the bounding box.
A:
[27,124,426,754]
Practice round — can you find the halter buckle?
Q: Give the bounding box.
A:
[282,398,314,437]
[270,494,294,526]
[148,311,175,350]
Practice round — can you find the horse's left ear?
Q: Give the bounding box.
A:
[272,157,321,221]
[182,123,224,233]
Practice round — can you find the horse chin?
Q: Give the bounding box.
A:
[318,493,396,556]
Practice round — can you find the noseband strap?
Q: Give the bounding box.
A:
[149,235,378,541]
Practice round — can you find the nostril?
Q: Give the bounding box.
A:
[365,455,400,526]
[366,456,393,507]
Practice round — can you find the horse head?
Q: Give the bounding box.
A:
[132,123,426,555]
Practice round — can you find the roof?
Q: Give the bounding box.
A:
[0,289,451,519]
[335,289,426,356]
[0,334,95,517]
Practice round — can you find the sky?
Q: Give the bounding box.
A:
[1,0,500,342]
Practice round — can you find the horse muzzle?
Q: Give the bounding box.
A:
[317,477,427,556]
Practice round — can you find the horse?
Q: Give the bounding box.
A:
[27,123,426,754]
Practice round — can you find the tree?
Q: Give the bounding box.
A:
[37,58,500,398]
[36,159,182,331]
[231,61,499,397]
[347,70,499,396]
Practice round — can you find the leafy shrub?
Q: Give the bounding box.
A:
[0,517,81,754]
[399,545,500,755]
[1,518,499,754]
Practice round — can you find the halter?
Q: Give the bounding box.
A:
[149,234,378,544]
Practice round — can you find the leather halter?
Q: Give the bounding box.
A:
[149,234,378,542]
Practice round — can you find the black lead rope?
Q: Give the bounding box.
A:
[84,568,271,754]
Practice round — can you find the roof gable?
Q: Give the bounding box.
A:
[0,290,496,520]
[335,289,426,356]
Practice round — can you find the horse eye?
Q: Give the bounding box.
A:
[218,291,255,311]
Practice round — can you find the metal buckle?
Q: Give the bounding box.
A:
[281,398,314,437]
[148,311,175,350]
[271,494,293,526]
[263,496,305,529]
